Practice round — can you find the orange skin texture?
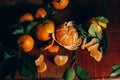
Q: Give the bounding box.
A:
[52,0,69,10]
[17,35,34,53]
[19,13,34,23]
[36,19,55,41]
[35,8,47,19]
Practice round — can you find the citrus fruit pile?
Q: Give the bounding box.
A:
[6,0,109,79]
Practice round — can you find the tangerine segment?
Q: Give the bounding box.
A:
[19,13,34,23]
[52,0,69,10]
[17,34,34,53]
[37,62,47,73]
[54,55,68,66]
[35,54,44,66]
[64,38,82,50]
[87,43,99,52]
[85,38,97,48]
[98,21,107,28]
[35,8,47,19]
[48,45,59,53]
[90,49,102,62]
[97,25,102,34]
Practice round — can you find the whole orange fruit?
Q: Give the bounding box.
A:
[35,19,55,41]
[52,0,69,10]
[35,8,47,19]
[19,13,34,23]
[17,34,34,53]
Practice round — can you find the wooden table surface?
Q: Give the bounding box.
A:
[0,0,120,79]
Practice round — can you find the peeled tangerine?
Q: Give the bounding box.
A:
[54,21,82,50]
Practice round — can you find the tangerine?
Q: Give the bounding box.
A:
[35,8,47,19]
[17,34,34,53]
[52,0,69,10]
[36,19,55,41]
[54,21,82,50]
[19,13,34,23]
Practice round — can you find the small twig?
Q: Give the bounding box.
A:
[72,48,79,68]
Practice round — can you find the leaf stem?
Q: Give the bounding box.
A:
[72,48,79,68]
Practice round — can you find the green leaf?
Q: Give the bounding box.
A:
[63,67,75,80]
[10,24,24,35]
[95,32,102,41]
[76,65,89,80]
[109,68,120,78]
[25,21,39,34]
[96,16,109,23]
[112,64,120,70]
[19,53,37,79]
[51,10,58,15]
[77,24,91,38]
[46,3,58,17]
[88,24,103,42]
[4,52,15,61]
[88,24,98,37]
[102,28,108,53]
[47,3,52,8]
